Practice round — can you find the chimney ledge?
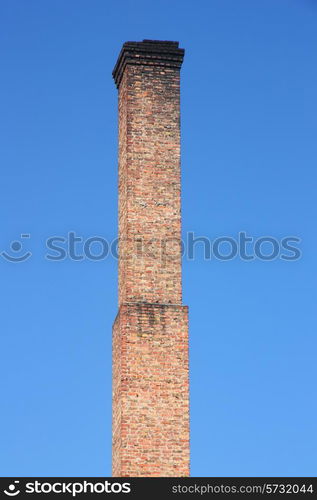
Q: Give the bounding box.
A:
[112,39,184,88]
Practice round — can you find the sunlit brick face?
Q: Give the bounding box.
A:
[112,40,189,477]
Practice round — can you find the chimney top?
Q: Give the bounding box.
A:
[112,39,185,88]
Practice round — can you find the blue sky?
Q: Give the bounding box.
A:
[0,0,316,477]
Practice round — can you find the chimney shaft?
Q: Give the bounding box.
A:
[112,40,190,477]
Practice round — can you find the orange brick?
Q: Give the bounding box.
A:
[112,40,189,477]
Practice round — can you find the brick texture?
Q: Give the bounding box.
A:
[112,40,189,477]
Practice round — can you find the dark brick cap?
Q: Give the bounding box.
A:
[112,39,185,88]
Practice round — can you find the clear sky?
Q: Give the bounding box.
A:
[0,0,316,477]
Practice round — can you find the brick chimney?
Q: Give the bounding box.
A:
[112,40,189,477]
